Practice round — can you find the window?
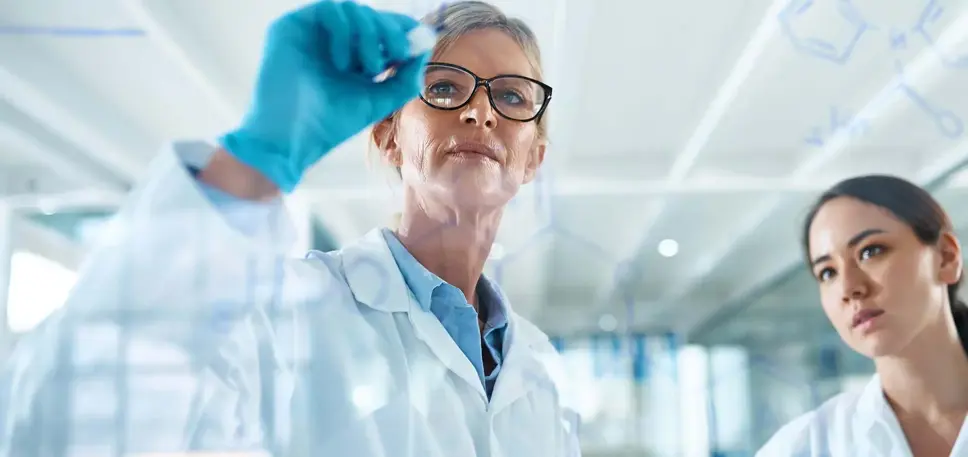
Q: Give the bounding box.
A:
[7,250,77,332]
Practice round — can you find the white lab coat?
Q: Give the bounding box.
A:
[756,373,968,457]
[0,141,581,457]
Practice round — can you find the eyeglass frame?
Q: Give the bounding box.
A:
[418,62,553,123]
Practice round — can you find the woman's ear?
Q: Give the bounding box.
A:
[939,231,964,286]
[372,116,402,167]
[521,139,547,184]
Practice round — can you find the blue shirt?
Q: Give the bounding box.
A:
[380,228,508,397]
[192,174,509,398]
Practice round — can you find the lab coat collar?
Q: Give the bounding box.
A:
[853,374,899,456]
[340,228,490,400]
[854,373,968,457]
[855,373,887,432]
[380,227,442,311]
[342,226,514,325]
[340,228,554,408]
[339,228,413,313]
[378,227,509,334]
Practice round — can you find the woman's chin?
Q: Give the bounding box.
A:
[428,172,517,207]
[849,330,906,359]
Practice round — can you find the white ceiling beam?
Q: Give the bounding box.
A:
[661,17,968,312]
[1,189,124,213]
[120,0,240,124]
[0,126,126,193]
[593,0,789,309]
[0,66,142,183]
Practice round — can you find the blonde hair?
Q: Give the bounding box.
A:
[372,1,547,228]
[370,1,548,169]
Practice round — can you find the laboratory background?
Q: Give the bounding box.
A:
[1,0,967,455]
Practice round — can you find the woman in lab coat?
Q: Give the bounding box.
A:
[757,174,968,457]
[0,1,579,456]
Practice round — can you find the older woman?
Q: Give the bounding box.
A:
[0,1,578,456]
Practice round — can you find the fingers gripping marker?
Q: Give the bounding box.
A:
[407,23,437,56]
[374,24,437,83]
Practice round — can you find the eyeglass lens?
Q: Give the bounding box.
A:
[421,64,547,121]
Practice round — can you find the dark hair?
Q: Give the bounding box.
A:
[802,174,968,355]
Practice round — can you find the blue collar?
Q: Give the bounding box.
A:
[380,228,508,329]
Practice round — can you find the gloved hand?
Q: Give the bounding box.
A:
[219,0,433,193]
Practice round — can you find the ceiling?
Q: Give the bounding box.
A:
[2,0,968,341]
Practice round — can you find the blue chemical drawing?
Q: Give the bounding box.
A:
[780,0,967,68]
[914,0,968,68]
[889,26,908,50]
[803,106,871,147]
[784,0,967,145]
[778,0,871,64]
[891,59,965,137]
[0,25,145,37]
[832,59,965,140]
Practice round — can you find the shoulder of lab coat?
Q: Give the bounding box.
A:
[754,375,883,457]
[0,140,317,454]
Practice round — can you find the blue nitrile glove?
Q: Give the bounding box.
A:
[219,0,434,193]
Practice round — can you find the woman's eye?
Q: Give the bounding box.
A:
[859,244,885,260]
[497,89,524,105]
[817,267,834,282]
[428,81,458,95]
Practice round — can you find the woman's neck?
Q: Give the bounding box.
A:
[877,309,968,421]
[394,203,502,309]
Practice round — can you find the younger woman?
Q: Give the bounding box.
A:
[758,175,968,457]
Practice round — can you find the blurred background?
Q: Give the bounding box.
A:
[1,0,968,455]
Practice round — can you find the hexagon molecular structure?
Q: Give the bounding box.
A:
[778,0,872,64]
[745,354,826,445]
[913,0,968,68]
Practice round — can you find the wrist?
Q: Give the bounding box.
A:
[198,147,282,201]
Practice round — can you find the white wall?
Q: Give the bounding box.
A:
[0,209,82,352]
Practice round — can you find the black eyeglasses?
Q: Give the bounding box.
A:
[419,62,553,123]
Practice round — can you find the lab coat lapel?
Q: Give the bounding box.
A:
[489,314,550,415]
[408,300,487,400]
[855,374,912,457]
[341,229,486,399]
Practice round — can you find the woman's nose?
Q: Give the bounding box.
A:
[459,88,497,129]
[840,262,871,303]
